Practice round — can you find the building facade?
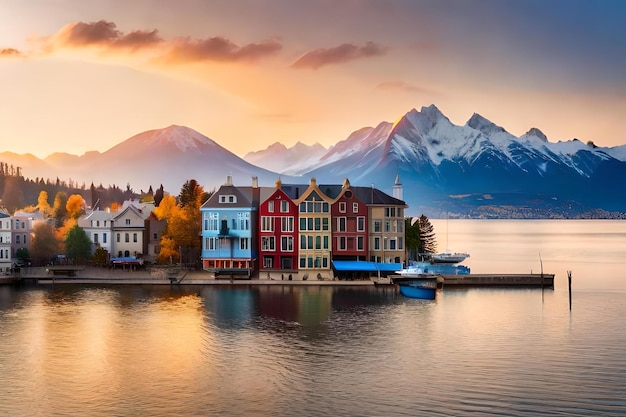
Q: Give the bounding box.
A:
[200,176,259,277]
[258,180,298,279]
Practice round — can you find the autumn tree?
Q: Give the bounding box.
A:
[154,180,209,265]
[65,225,92,263]
[92,246,109,267]
[31,222,60,266]
[52,191,68,227]
[37,190,52,217]
[66,194,86,220]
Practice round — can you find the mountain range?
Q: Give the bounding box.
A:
[2,104,625,218]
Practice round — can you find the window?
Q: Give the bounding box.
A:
[389,239,396,250]
[280,200,289,212]
[323,218,329,231]
[240,238,249,250]
[261,216,274,232]
[133,233,137,243]
[337,217,346,232]
[117,233,120,242]
[374,237,380,250]
[357,236,364,251]
[238,212,250,230]
[264,256,273,268]
[103,233,107,244]
[385,220,391,233]
[339,202,346,213]
[125,219,131,225]
[357,217,365,232]
[373,220,382,233]
[261,236,275,251]
[281,217,294,232]
[16,235,21,244]
[353,203,359,213]
[97,220,100,227]
[398,237,404,250]
[338,236,346,250]
[385,207,396,218]
[207,212,218,230]
[300,257,306,268]
[153,233,157,239]
[397,219,404,233]
[125,233,129,243]
[94,233,99,244]
[268,201,274,212]
[219,195,237,203]
[314,218,321,231]
[281,236,293,251]
[205,237,216,250]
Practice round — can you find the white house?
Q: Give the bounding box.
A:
[11,209,45,266]
[78,209,115,255]
[0,209,12,272]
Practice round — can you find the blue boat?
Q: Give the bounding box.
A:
[397,278,438,300]
[393,264,439,299]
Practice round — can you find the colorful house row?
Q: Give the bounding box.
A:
[200,176,407,280]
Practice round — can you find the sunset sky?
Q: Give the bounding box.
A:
[1,0,625,159]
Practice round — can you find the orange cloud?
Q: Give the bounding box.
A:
[292,41,387,69]
[376,81,434,95]
[164,36,282,63]
[54,20,162,50]
[0,48,22,57]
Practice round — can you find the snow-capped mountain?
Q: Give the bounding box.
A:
[297,105,626,216]
[3,108,625,217]
[243,141,328,175]
[1,125,292,194]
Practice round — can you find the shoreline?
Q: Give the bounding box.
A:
[14,266,375,286]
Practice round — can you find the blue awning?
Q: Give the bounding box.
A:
[332,261,403,272]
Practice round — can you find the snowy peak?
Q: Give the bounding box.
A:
[136,125,217,152]
[242,140,328,176]
[524,127,548,142]
[466,113,507,136]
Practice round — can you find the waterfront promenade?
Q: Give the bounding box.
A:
[8,266,554,288]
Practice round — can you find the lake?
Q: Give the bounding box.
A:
[0,220,625,416]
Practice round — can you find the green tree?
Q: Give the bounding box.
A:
[31,222,60,266]
[417,214,437,254]
[15,247,31,266]
[405,217,421,260]
[64,225,92,263]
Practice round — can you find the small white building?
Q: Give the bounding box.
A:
[0,209,12,272]
[78,209,115,255]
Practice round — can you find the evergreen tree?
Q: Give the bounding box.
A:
[154,184,164,207]
[65,225,92,263]
[417,214,437,254]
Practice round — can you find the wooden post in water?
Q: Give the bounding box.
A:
[567,271,572,310]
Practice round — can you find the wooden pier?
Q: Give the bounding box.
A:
[441,273,554,288]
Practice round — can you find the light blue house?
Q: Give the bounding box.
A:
[200,176,262,277]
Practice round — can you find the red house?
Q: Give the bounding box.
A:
[331,179,369,261]
[258,180,299,279]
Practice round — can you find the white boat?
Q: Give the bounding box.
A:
[431,252,470,264]
[395,263,435,278]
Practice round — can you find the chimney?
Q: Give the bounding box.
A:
[226,175,232,186]
[252,176,258,188]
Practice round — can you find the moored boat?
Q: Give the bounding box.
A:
[431,252,470,264]
[397,278,438,300]
[393,264,439,299]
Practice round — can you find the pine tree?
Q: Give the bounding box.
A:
[417,214,437,254]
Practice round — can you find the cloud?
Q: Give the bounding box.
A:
[292,41,387,69]
[164,36,282,63]
[54,20,162,50]
[0,48,22,57]
[376,81,434,95]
